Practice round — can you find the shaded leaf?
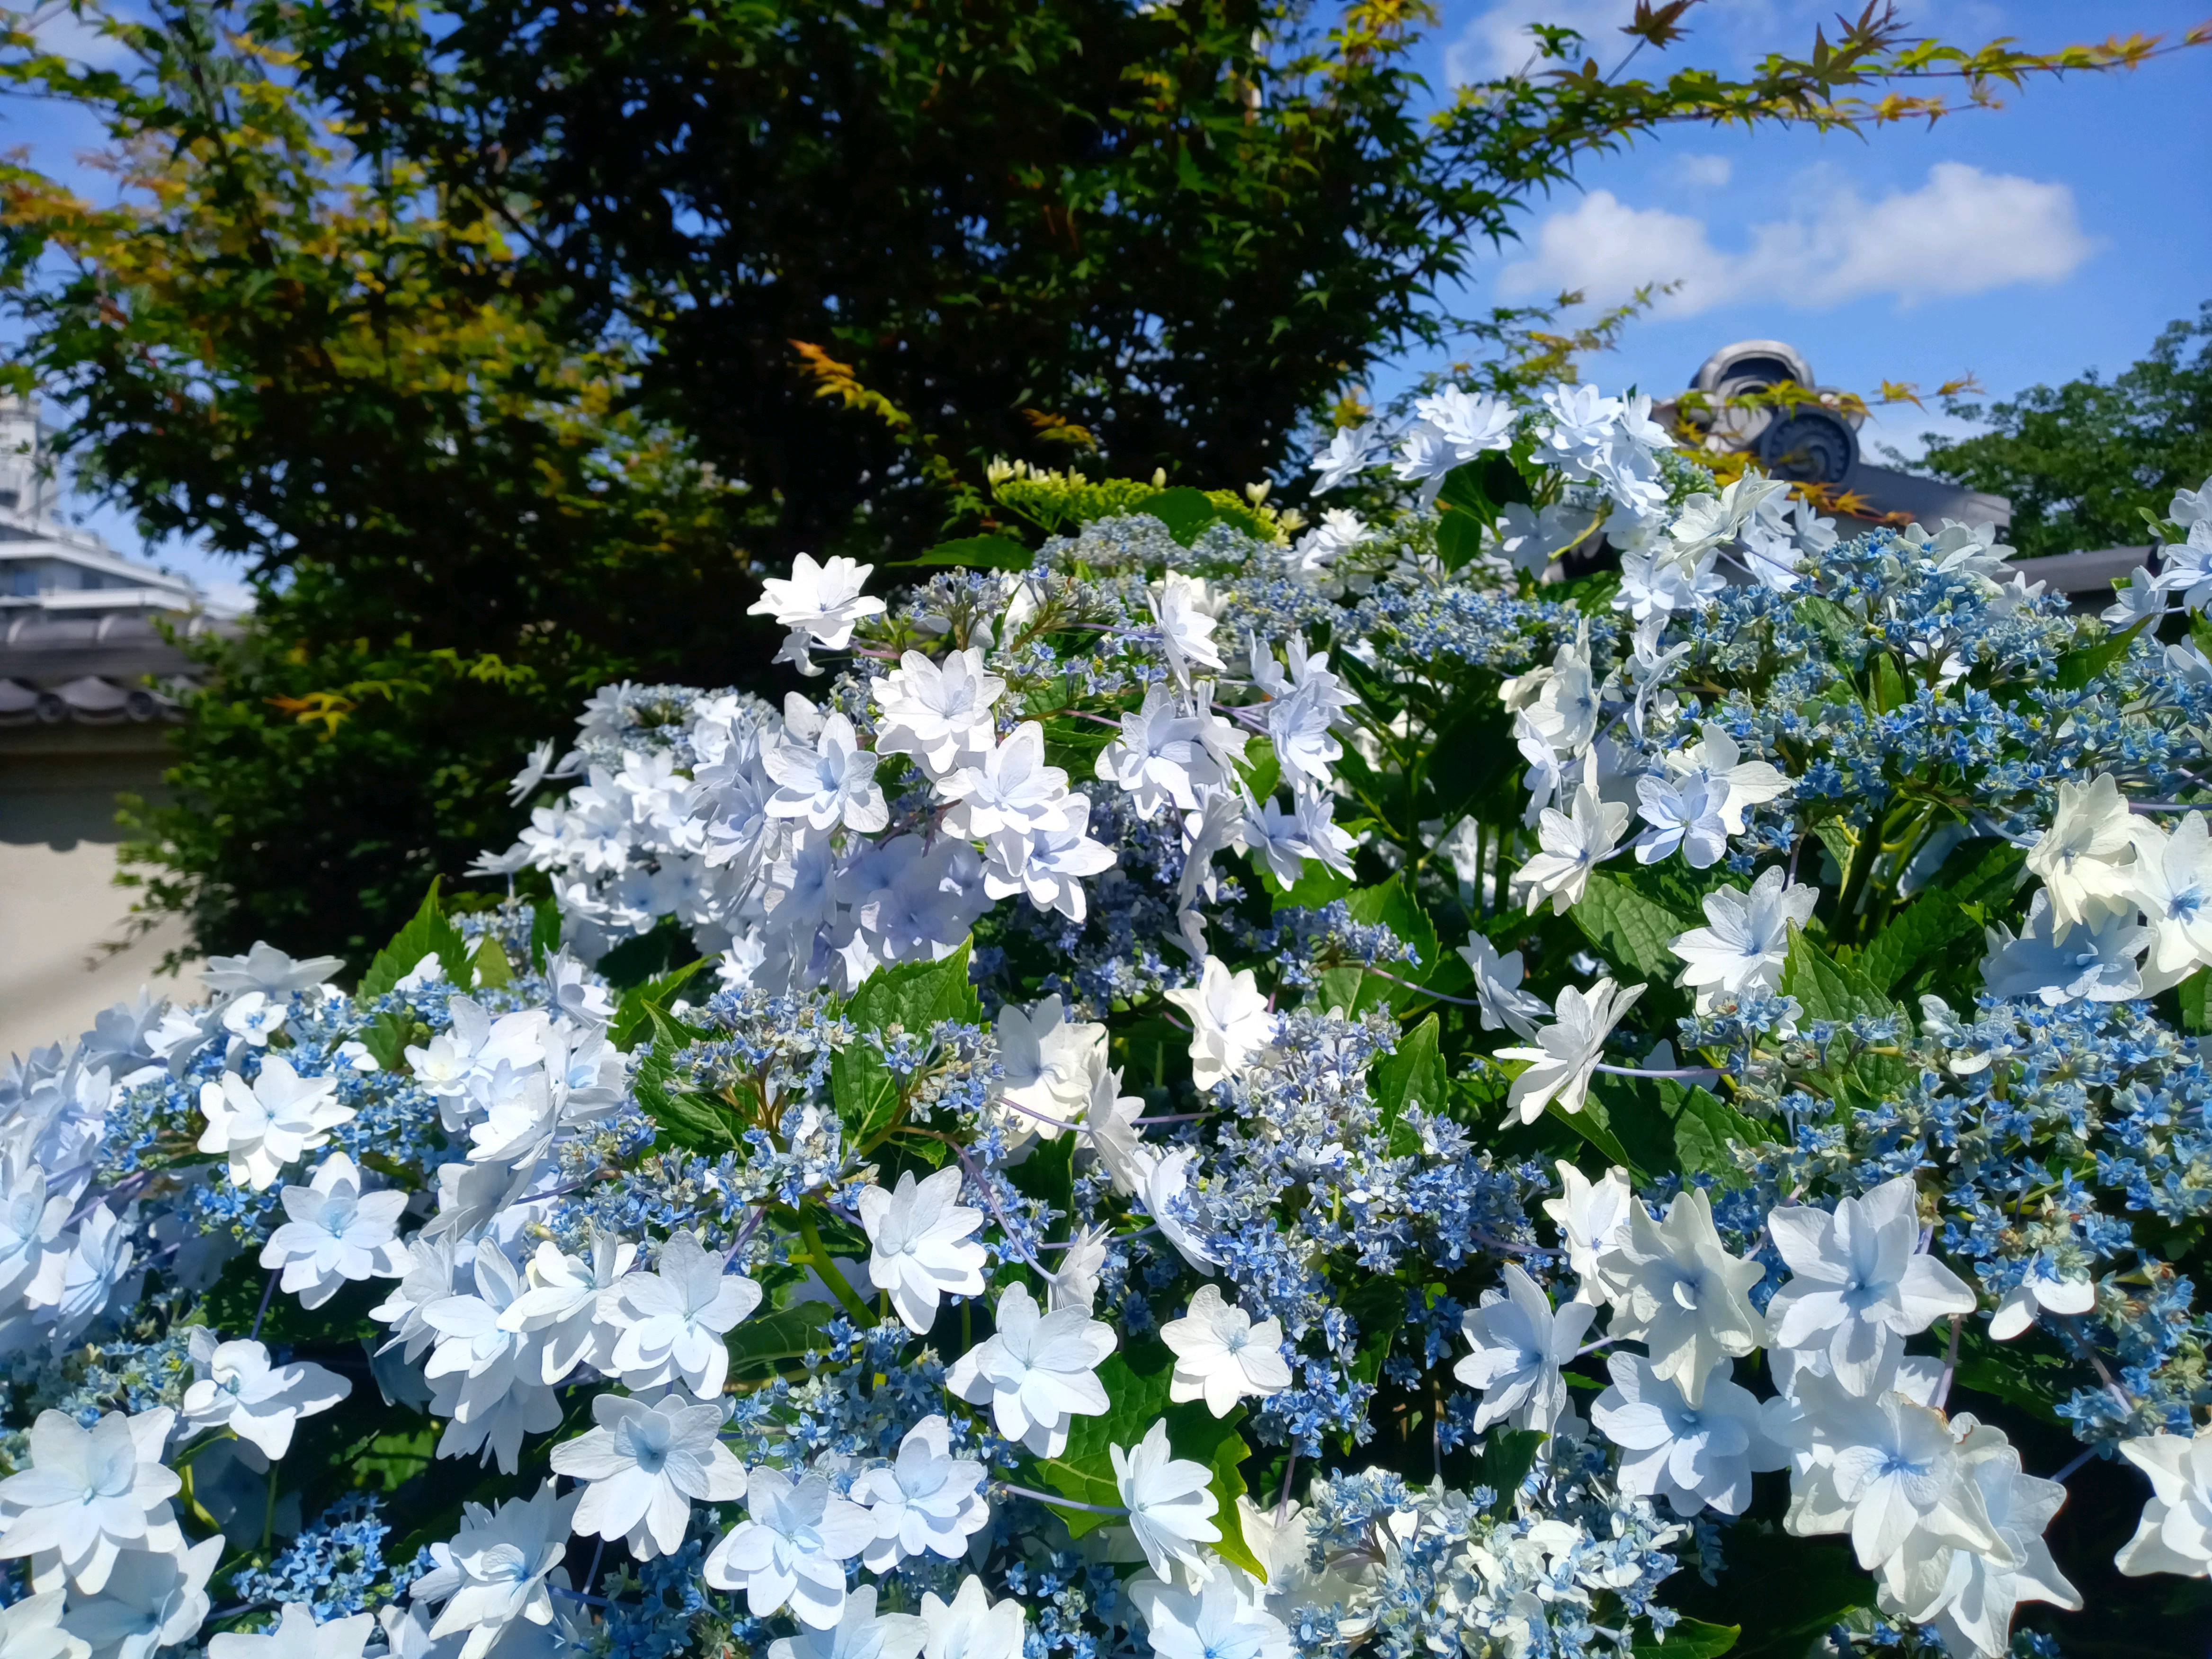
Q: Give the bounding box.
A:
[1371,1014,1444,1128]
[470,933,514,990]
[1473,1428,1544,1516]
[1572,873,1695,983]
[1635,1617,1739,1659]
[359,880,471,999]
[611,956,712,1052]
[899,534,1031,569]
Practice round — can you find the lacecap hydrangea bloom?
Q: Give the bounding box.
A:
[5,396,2211,1659]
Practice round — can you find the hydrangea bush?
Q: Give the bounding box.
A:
[7,388,2212,1659]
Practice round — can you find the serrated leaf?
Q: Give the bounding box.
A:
[1473,1428,1544,1516]
[1854,896,1976,993]
[612,956,712,1052]
[1697,1531,1868,1659]
[1345,874,1439,971]
[1923,836,2025,910]
[1005,1131,1075,1239]
[634,1008,737,1152]
[1138,486,1222,547]
[1327,875,1453,1015]
[1572,872,1695,983]
[356,1008,421,1072]
[1202,1423,1265,1580]
[727,1301,838,1375]
[1257,852,1354,911]
[1657,1079,1772,1180]
[831,944,982,1144]
[1551,1089,1644,1176]
[470,933,513,990]
[1636,1617,1739,1659]
[898,533,1032,570]
[1344,1275,1403,1388]
[1371,1014,1444,1127]
[2054,628,2133,690]
[2182,968,2212,1034]
[529,901,562,972]
[1947,1325,2069,1424]
[1780,928,1901,1026]
[1793,595,1864,668]
[596,920,694,990]
[1026,1344,1175,1533]
[359,880,472,999]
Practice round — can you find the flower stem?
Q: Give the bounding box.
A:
[797,1207,874,1324]
[994,1480,1127,1516]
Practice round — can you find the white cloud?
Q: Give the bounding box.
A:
[1497,162,2096,315]
[1671,153,1734,190]
[1445,0,1640,81]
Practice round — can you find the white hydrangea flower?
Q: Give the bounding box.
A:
[67,1537,221,1658]
[1987,1257,2096,1341]
[257,1152,410,1309]
[1131,1568,1292,1659]
[2130,811,2212,991]
[1493,978,1644,1124]
[1161,1284,1293,1417]
[1,1588,88,1659]
[1669,866,1819,1011]
[769,1584,930,1659]
[1138,1147,1222,1271]
[1665,723,1792,835]
[1096,684,1208,817]
[994,996,1106,1133]
[2117,1424,2212,1579]
[500,1235,637,1383]
[1452,1263,1594,1434]
[2024,772,2141,935]
[1165,956,1275,1091]
[1152,571,1225,675]
[0,1408,181,1593]
[1765,1175,1977,1393]
[873,648,1005,778]
[918,1576,1026,1659]
[607,1231,763,1398]
[858,1166,989,1336]
[409,1481,579,1659]
[0,1161,70,1313]
[178,1332,348,1462]
[1515,784,1630,915]
[195,1057,353,1192]
[202,941,345,998]
[1543,1160,1632,1301]
[1782,1383,2002,1587]
[207,1601,375,1658]
[1900,1442,2078,1659]
[746,553,886,650]
[1594,1187,1766,1405]
[1455,936,1550,1040]
[938,723,1074,843]
[548,1391,747,1560]
[1591,1353,1783,1516]
[764,713,890,835]
[850,1414,991,1572]
[1980,887,2149,1005]
[944,1282,1114,1458]
[1113,1418,1221,1579]
[704,1465,874,1628]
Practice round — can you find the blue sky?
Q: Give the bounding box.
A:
[10,0,2211,597]
[1409,0,2212,463]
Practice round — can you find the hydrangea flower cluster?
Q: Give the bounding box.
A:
[4,393,2211,1659]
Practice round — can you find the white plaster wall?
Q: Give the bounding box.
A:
[0,740,195,1064]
